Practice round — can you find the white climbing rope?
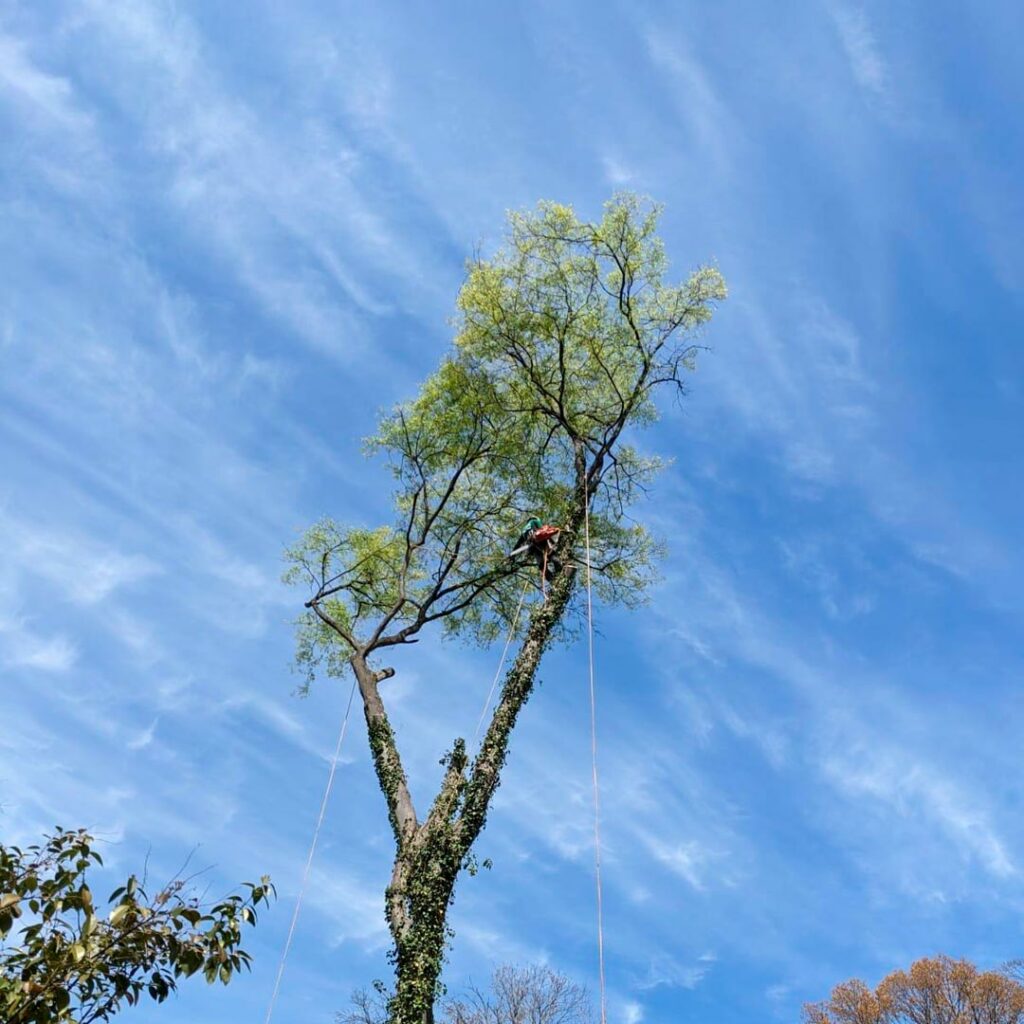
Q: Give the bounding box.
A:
[584,488,608,1024]
[263,677,358,1024]
[473,581,530,749]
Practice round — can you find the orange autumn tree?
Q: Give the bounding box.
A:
[803,955,1024,1024]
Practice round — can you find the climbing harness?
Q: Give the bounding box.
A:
[532,524,560,545]
[509,517,565,597]
[535,524,560,597]
[263,678,357,1024]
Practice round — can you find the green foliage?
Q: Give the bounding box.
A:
[456,195,720,436]
[0,828,273,1024]
[285,193,725,673]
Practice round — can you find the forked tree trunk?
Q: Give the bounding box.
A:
[364,510,584,1024]
[351,455,593,1024]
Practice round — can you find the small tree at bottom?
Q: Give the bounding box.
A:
[0,827,273,1023]
[804,954,1024,1024]
[339,964,592,1024]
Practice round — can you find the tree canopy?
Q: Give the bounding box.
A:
[286,194,725,669]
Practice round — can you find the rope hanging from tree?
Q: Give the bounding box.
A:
[473,581,531,750]
[584,487,608,1024]
[263,677,357,1024]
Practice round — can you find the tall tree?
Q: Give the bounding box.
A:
[286,194,726,1024]
[803,955,1024,1024]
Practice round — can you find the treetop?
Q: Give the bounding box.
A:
[286,193,725,679]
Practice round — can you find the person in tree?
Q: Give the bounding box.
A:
[509,517,567,590]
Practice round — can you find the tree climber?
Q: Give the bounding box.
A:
[509,516,568,593]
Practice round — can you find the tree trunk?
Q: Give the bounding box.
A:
[386,522,584,1024]
[386,740,469,1023]
[389,846,455,1024]
[357,471,591,1024]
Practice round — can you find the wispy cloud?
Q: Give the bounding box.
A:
[0,613,77,672]
[634,950,714,991]
[63,0,458,367]
[601,154,637,187]
[309,866,391,952]
[2,513,159,605]
[642,837,713,892]
[643,27,735,175]
[622,1000,644,1024]
[0,29,91,131]
[822,747,1016,880]
[828,3,888,96]
[125,718,158,751]
[648,541,1024,912]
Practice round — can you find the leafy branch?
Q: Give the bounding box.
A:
[0,828,273,1024]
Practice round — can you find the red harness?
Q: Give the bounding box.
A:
[531,525,561,598]
[532,524,560,543]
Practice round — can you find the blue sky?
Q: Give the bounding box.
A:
[2,1,1024,1022]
